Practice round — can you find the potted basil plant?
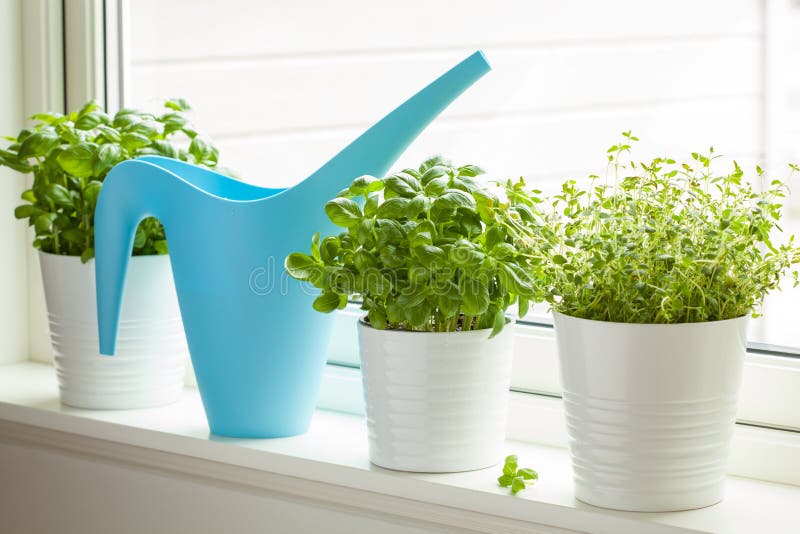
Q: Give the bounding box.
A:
[519,132,800,511]
[0,99,223,409]
[286,157,541,472]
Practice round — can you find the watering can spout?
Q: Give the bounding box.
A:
[95,158,269,356]
[291,50,491,207]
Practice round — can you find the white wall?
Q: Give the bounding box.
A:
[125,0,765,192]
[0,0,29,363]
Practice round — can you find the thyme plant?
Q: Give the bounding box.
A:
[518,132,800,323]
[0,99,223,262]
[285,157,543,337]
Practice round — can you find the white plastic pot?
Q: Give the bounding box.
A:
[357,319,515,472]
[39,251,187,409]
[553,312,748,512]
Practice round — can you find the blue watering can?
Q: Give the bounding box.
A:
[95,51,491,438]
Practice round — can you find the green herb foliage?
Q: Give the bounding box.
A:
[514,132,800,323]
[497,454,538,494]
[285,157,544,337]
[0,98,223,262]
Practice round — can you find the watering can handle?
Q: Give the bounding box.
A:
[94,159,198,355]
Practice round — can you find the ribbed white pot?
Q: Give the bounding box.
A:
[553,312,748,512]
[39,251,188,409]
[357,319,515,472]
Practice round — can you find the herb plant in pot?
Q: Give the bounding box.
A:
[286,157,540,472]
[0,99,222,409]
[524,134,800,511]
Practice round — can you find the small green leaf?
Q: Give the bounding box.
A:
[113,109,143,129]
[30,112,65,125]
[133,226,147,249]
[164,98,191,112]
[313,291,342,313]
[374,219,405,244]
[34,213,56,233]
[83,180,102,206]
[461,278,490,316]
[364,193,380,217]
[189,136,216,162]
[80,247,94,263]
[320,236,341,263]
[285,253,323,281]
[95,124,121,142]
[368,307,387,329]
[153,240,169,254]
[14,205,40,219]
[489,308,506,339]
[127,118,161,140]
[160,113,188,135]
[457,164,486,177]
[404,301,431,329]
[77,100,101,117]
[384,172,422,198]
[376,197,411,219]
[431,189,476,221]
[61,227,86,244]
[518,297,530,318]
[57,143,95,178]
[75,111,109,130]
[413,244,446,268]
[419,163,449,184]
[500,453,537,495]
[364,270,392,298]
[44,183,73,208]
[310,232,321,261]
[423,176,448,196]
[504,455,518,472]
[436,189,477,210]
[120,132,151,152]
[0,152,33,173]
[449,244,485,267]
[497,474,514,487]
[349,175,383,196]
[93,143,122,175]
[325,198,362,228]
[499,262,534,296]
[355,218,375,247]
[152,140,178,159]
[18,129,60,159]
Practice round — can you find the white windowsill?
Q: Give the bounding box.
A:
[0,362,798,534]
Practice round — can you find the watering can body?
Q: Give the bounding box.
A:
[95,51,491,438]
